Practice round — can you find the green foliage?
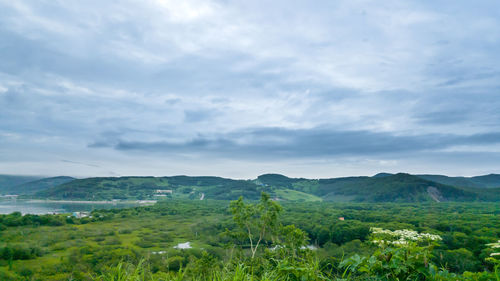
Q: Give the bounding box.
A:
[35,176,271,201]
[229,193,282,258]
[341,229,438,280]
[418,174,500,189]
[274,189,323,202]
[0,212,66,227]
[0,200,498,280]
[24,172,500,202]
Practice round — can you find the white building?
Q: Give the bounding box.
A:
[155,189,173,194]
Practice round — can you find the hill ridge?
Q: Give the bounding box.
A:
[28,173,499,203]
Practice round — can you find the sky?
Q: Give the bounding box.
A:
[1,0,500,179]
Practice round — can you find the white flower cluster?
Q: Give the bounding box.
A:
[370,227,441,246]
[487,240,500,257]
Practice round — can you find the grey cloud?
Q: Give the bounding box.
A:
[415,110,470,125]
[91,128,500,159]
[184,109,217,123]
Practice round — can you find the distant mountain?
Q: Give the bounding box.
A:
[12,176,75,195]
[35,176,270,201]
[372,173,393,178]
[33,173,500,202]
[370,173,500,189]
[262,173,487,202]
[0,175,43,194]
[416,174,500,189]
[319,173,484,202]
[470,174,500,188]
[256,173,304,188]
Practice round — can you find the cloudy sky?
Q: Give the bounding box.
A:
[1,0,500,178]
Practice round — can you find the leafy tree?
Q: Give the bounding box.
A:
[229,192,282,259]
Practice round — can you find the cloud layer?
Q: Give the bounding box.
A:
[1,0,500,178]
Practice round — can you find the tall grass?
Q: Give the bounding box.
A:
[96,258,330,281]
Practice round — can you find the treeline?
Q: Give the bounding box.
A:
[0,245,44,261]
[0,212,66,228]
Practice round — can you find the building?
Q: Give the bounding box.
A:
[155,189,173,194]
[72,212,90,218]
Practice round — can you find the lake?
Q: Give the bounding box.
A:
[0,199,154,215]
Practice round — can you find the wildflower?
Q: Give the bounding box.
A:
[486,240,500,248]
[370,227,442,247]
[487,240,500,258]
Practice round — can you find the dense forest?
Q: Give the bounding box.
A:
[0,197,498,280]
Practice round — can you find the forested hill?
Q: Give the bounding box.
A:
[0,175,74,195]
[30,173,500,202]
[257,173,495,202]
[13,176,75,195]
[0,175,44,194]
[416,173,500,188]
[374,172,500,188]
[35,176,270,201]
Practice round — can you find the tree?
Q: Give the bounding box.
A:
[278,224,308,258]
[229,192,282,259]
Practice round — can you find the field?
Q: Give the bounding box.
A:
[274,189,323,201]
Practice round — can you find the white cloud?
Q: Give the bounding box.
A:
[153,0,217,22]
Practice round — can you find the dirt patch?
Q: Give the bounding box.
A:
[427,186,444,202]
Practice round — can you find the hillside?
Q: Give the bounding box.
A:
[32,173,500,202]
[0,175,43,194]
[371,173,500,189]
[11,176,75,195]
[318,173,483,202]
[416,174,500,189]
[469,174,500,187]
[35,176,271,201]
[259,173,499,202]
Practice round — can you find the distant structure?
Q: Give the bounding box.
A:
[72,212,90,218]
[155,189,173,194]
[0,195,18,201]
[338,217,345,221]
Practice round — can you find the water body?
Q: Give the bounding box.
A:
[0,199,153,215]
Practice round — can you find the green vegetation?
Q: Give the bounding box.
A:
[0,197,498,280]
[274,189,323,202]
[25,173,500,202]
[417,174,500,189]
[34,176,270,201]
